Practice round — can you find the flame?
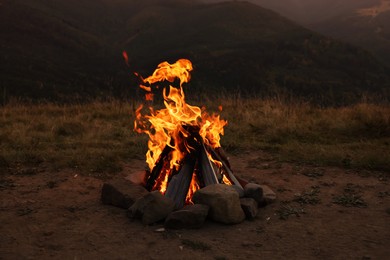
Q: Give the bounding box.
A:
[222,174,233,185]
[134,58,227,198]
[185,173,200,204]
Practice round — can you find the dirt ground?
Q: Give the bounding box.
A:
[1,151,389,259]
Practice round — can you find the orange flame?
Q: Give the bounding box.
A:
[186,174,200,204]
[134,59,227,197]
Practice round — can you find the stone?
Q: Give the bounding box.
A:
[192,184,245,224]
[244,183,264,204]
[231,185,245,198]
[164,204,209,229]
[125,171,147,186]
[128,191,175,225]
[240,198,258,220]
[259,185,276,206]
[101,179,149,209]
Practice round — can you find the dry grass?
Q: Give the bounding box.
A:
[0,100,147,176]
[0,98,389,176]
[217,98,390,171]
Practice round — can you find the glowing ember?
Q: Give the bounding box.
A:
[133,58,231,204]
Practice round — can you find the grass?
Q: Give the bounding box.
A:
[293,186,321,205]
[0,100,147,175]
[218,98,390,171]
[332,183,368,208]
[275,203,306,220]
[0,98,389,176]
[332,194,367,208]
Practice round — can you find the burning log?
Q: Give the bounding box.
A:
[198,141,219,186]
[206,144,243,191]
[145,145,172,191]
[165,154,197,209]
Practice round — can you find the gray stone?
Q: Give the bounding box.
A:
[231,185,245,198]
[259,185,276,206]
[164,204,210,229]
[101,179,149,209]
[128,191,175,225]
[240,198,258,219]
[192,184,245,224]
[244,183,264,204]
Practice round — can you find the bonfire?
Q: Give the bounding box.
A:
[133,59,243,209]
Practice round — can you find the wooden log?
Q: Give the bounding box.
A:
[206,145,243,191]
[215,147,231,170]
[165,153,197,209]
[145,145,172,191]
[199,142,219,186]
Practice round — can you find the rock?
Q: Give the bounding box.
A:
[101,179,149,209]
[259,185,276,206]
[128,191,175,225]
[244,183,264,204]
[240,198,258,220]
[125,171,147,185]
[192,184,245,224]
[231,185,245,198]
[164,204,209,229]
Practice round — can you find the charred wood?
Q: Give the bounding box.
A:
[165,153,197,209]
[145,145,172,191]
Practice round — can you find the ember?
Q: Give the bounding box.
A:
[133,59,243,208]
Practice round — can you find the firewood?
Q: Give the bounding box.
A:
[165,153,197,209]
[199,142,219,186]
[206,145,243,190]
[215,147,231,170]
[145,145,172,191]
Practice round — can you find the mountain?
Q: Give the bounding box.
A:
[1,0,389,104]
[209,0,390,67]
[309,1,390,68]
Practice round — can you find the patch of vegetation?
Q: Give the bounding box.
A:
[276,203,306,220]
[0,99,389,177]
[222,99,390,172]
[301,169,324,178]
[0,179,15,190]
[319,181,336,187]
[294,186,321,205]
[53,122,85,137]
[332,194,367,208]
[332,183,367,208]
[343,183,363,194]
[0,101,144,176]
[378,191,390,198]
[181,239,211,251]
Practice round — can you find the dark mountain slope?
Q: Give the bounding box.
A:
[211,0,390,67]
[0,0,389,103]
[123,1,390,102]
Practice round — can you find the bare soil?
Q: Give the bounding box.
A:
[1,151,389,259]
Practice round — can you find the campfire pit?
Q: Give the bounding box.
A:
[101,58,276,227]
[133,59,245,209]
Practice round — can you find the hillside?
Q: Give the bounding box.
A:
[218,0,390,67]
[310,1,390,68]
[1,0,389,103]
